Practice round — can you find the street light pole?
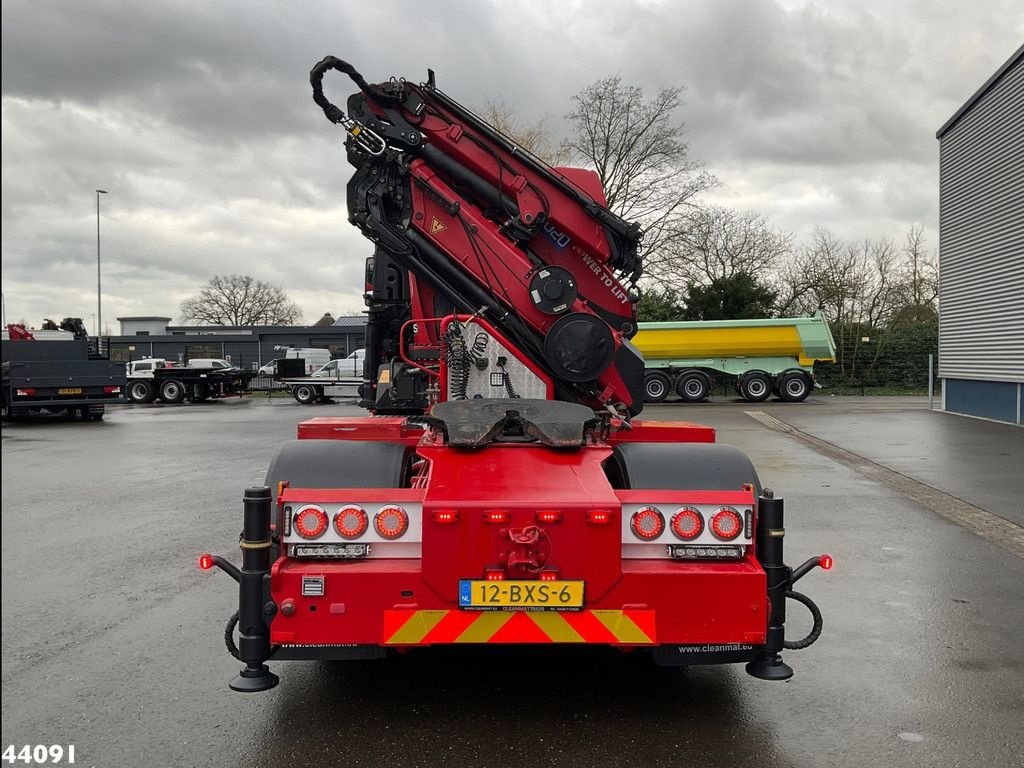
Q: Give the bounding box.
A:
[96,189,107,336]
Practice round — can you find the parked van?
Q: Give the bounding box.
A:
[187,358,238,371]
[285,348,331,375]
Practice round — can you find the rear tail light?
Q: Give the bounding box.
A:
[710,507,743,541]
[103,385,121,394]
[294,505,329,539]
[630,507,665,540]
[374,505,409,539]
[15,388,36,397]
[484,509,509,524]
[671,507,704,540]
[539,569,558,581]
[587,509,613,524]
[536,509,562,523]
[485,567,505,581]
[432,509,459,524]
[198,554,215,570]
[819,554,834,570]
[334,505,368,539]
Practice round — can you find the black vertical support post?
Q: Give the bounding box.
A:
[229,486,280,692]
[746,489,794,681]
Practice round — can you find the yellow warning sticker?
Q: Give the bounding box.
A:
[430,217,447,234]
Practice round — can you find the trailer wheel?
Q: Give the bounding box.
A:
[643,371,671,403]
[160,379,187,404]
[675,371,710,402]
[739,372,772,402]
[777,371,812,402]
[611,442,761,494]
[293,384,318,405]
[128,380,157,404]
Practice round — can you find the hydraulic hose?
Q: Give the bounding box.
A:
[783,589,823,650]
[225,611,241,659]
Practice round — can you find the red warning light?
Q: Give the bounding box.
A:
[819,554,834,571]
[198,554,215,571]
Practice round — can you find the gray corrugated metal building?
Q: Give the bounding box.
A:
[107,316,366,369]
[936,44,1024,424]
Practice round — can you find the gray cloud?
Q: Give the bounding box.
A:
[2,0,1022,329]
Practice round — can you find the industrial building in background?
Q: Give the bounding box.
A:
[936,43,1023,424]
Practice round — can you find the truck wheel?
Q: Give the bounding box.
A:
[293,384,318,405]
[643,371,671,403]
[675,371,710,402]
[160,379,187,404]
[777,371,811,402]
[128,380,157,404]
[739,372,772,402]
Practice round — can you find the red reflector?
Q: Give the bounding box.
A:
[103,385,121,394]
[294,506,329,539]
[374,505,410,539]
[334,505,368,539]
[198,554,215,571]
[819,554,834,570]
[539,570,558,581]
[484,509,509,524]
[630,507,665,540]
[710,507,743,541]
[586,509,613,524]
[432,509,459,524]
[536,509,561,523]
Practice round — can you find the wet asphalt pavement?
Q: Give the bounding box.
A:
[2,396,1022,768]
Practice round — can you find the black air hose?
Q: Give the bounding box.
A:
[783,589,823,650]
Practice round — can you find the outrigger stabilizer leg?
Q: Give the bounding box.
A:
[199,486,279,692]
[745,490,832,681]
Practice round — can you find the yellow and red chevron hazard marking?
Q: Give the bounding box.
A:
[382,609,656,645]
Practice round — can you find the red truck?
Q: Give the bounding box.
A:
[202,58,831,691]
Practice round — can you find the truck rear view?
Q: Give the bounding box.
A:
[201,58,831,691]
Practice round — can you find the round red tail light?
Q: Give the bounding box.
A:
[334,505,368,539]
[671,507,704,540]
[630,506,665,540]
[710,507,743,540]
[375,505,410,539]
[294,505,328,539]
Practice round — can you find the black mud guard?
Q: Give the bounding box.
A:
[265,440,411,503]
[610,442,761,494]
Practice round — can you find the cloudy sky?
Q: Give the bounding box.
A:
[2,1,1021,332]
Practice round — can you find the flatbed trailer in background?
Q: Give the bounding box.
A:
[2,325,126,421]
[633,311,837,403]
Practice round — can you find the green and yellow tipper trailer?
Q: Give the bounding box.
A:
[632,311,837,403]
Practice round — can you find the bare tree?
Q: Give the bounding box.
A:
[563,76,717,256]
[890,224,939,325]
[650,206,793,289]
[179,275,302,326]
[480,101,571,166]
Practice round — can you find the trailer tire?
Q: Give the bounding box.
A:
[739,372,772,402]
[777,371,812,402]
[675,371,710,402]
[293,384,318,405]
[160,379,187,404]
[643,371,671,403]
[611,442,761,494]
[128,380,157,404]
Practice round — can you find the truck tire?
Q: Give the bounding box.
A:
[643,371,672,403]
[128,380,157,404]
[675,371,710,403]
[777,371,812,402]
[293,384,318,405]
[610,442,761,494]
[739,372,772,402]
[160,379,187,404]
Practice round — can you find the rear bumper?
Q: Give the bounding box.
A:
[269,558,768,650]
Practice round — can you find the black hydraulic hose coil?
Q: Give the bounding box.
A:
[783,589,823,650]
[225,610,241,659]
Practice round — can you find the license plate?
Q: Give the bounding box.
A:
[459,580,584,610]
[58,388,82,395]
